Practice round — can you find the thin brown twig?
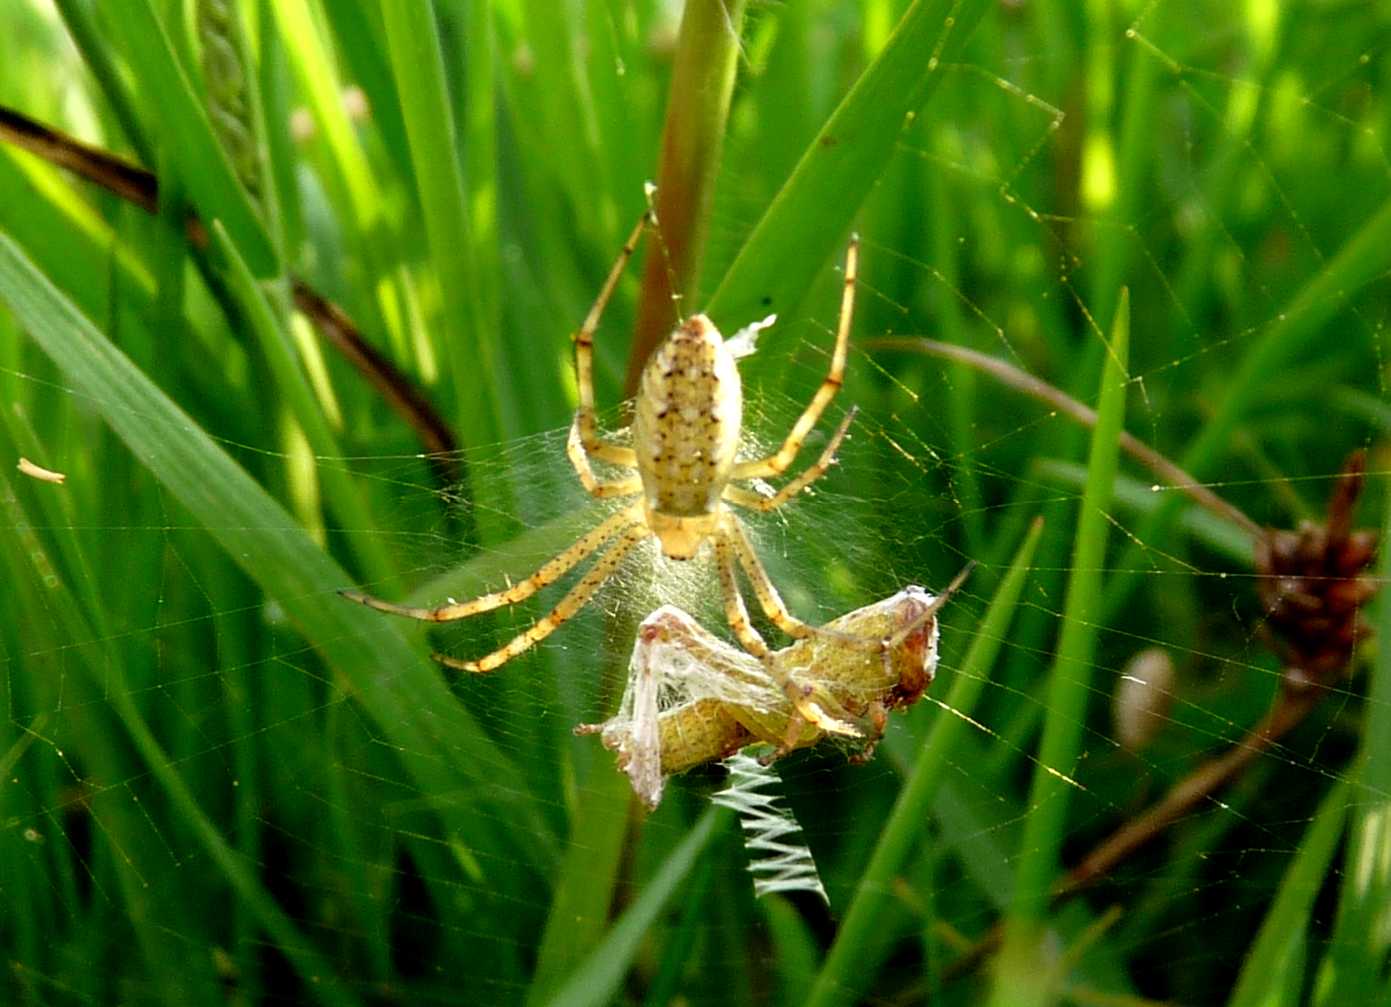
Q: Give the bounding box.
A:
[1061,684,1320,893]
[288,281,453,460]
[870,336,1264,539]
[0,103,458,477]
[942,683,1320,981]
[0,105,157,211]
[942,454,1377,983]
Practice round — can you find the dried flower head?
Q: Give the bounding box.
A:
[1254,451,1379,690]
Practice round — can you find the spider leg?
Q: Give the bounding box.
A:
[341,502,642,621]
[573,208,651,469]
[433,522,649,673]
[567,418,642,498]
[732,234,858,480]
[723,408,856,513]
[715,515,863,736]
[881,561,974,650]
[714,528,771,658]
[722,513,816,640]
[758,680,868,765]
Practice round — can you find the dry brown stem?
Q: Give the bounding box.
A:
[870,336,1263,538]
[0,103,457,478]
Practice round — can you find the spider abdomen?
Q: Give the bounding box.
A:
[633,314,743,557]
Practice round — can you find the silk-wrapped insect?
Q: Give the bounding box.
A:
[578,570,969,808]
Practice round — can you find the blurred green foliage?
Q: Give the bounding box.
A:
[0,1,1388,1005]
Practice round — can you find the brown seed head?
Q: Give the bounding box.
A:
[1254,451,1379,689]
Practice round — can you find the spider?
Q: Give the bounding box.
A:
[343,208,860,679]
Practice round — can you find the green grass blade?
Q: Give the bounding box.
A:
[1082,12,1159,331]
[207,220,397,587]
[992,291,1130,1007]
[1032,459,1252,564]
[317,1,411,186]
[266,0,411,363]
[0,147,155,322]
[51,0,154,164]
[1107,194,1391,613]
[103,0,277,274]
[806,516,1045,1007]
[705,0,993,326]
[642,850,718,1007]
[455,2,511,414]
[527,764,635,1003]
[1313,485,1391,1001]
[925,155,986,558]
[0,465,356,1006]
[1333,387,1391,432]
[544,807,728,1007]
[0,232,544,864]
[1186,192,1391,474]
[381,2,509,447]
[763,895,821,1007]
[511,1,618,245]
[268,0,381,235]
[1228,779,1351,1007]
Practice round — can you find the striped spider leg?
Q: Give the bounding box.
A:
[578,576,967,809]
[344,205,862,678]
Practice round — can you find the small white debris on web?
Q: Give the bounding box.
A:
[17,458,66,484]
[712,752,828,903]
[747,477,776,499]
[725,314,777,359]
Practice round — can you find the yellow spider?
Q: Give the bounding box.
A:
[343,209,860,676]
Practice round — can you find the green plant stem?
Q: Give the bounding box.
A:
[104,0,276,275]
[806,517,1045,1007]
[625,0,748,392]
[705,0,994,327]
[991,291,1129,1007]
[381,2,513,447]
[544,807,728,1007]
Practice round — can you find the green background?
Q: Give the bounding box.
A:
[0,1,1388,1004]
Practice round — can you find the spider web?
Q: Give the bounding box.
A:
[0,1,1388,1005]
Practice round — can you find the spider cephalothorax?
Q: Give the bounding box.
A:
[344,208,859,681]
